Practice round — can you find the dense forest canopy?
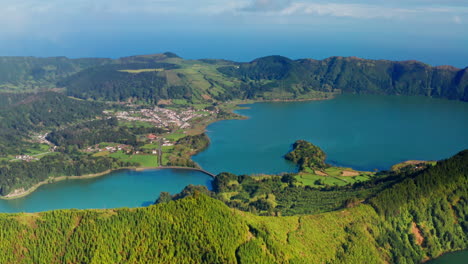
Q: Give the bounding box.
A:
[0,56,111,91]
[0,154,134,196]
[46,118,166,149]
[284,140,329,170]
[0,53,466,263]
[0,92,105,155]
[0,150,466,263]
[220,56,468,101]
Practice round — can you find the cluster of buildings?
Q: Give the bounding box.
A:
[147,134,174,147]
[111,106,214,129]
[14,155,39,162]
[84,144,133,154]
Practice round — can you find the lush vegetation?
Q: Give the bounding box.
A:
[0,92,105,155]
[0,150,466,263]
[283,140,376,187]
[219,55,468,101]
[0,89,216,195]
[0,56,110,91]
[285,140,329,170]
[0,154,134,196]
[164,133,210,167]
[61,61,182,103]
[47,117,166,149]
[2,53,463,103]
[0,53,466,263]
[187,168,393,215]
[369,150,468,262]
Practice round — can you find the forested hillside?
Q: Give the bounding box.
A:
[0,56,110,91]
[60,61,182,103]
[0,92,105,155]
[1,53,465,102]
[0,154,134,196]
[0,150,466,263]
[61,55,468,102]
[61,54,247,103]
[0,53,466,263]
[46,118,166,149]
[284,140,329,170]
[219,56,468,101]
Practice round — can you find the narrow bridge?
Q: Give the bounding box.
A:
[157,166,217,178]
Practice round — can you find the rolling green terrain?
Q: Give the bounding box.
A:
[0,53,465,195]
[0,56,111,92]
[0,53,466,263]
[284,140,376,187]
[1,53,466,102]
[61,54,468,102]
[0,150,466,263]
[0,92,105,155]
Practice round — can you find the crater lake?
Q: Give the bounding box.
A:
[193,94,468,175]
[0,169,212,213]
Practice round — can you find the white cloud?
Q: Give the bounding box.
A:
[241,0,291,11]
[0,0,467,38]
[275,2,468,20]
[279,3,414,19]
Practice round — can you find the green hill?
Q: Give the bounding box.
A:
[284,140,329,170]
[0,150,466,263]
[0,56,111,92]
[0,92,105,155]
[1,53,466,101]
[219,56,468,101]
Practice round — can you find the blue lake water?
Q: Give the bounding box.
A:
[0,169,212,213]
[193,94,468,175]
[1,94,467,213]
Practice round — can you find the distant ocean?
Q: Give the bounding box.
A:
[1,31,467,68]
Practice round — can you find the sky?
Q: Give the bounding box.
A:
[0,0,467,67]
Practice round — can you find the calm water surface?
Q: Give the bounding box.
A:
[193,95,468,175]
[2,94,467,213]
[0,169,212,213]
[427,250,468,264]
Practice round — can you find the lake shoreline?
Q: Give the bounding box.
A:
[0,166,216,200]
[0,94,337,201]
[424,249,468,263]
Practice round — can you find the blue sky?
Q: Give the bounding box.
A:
[0,0,467,67]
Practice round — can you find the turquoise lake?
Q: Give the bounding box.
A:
[0,169,212,213]
[1,94,467,213]
[193,94,468,175]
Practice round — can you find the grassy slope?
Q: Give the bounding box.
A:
[57,53,468,103]
[0,150,466,263]
[287,140,375,187]
[108,151,158,167]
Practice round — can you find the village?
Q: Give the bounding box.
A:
[82,134,173,156]
[13,155,40,162]
[10,104,219,163]
[109,106,216,129]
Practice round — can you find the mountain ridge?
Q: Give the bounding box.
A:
[1,53,466,102]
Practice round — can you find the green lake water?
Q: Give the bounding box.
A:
[193,94,468,175]
[427,250,468,264]
[0,169,212,213]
